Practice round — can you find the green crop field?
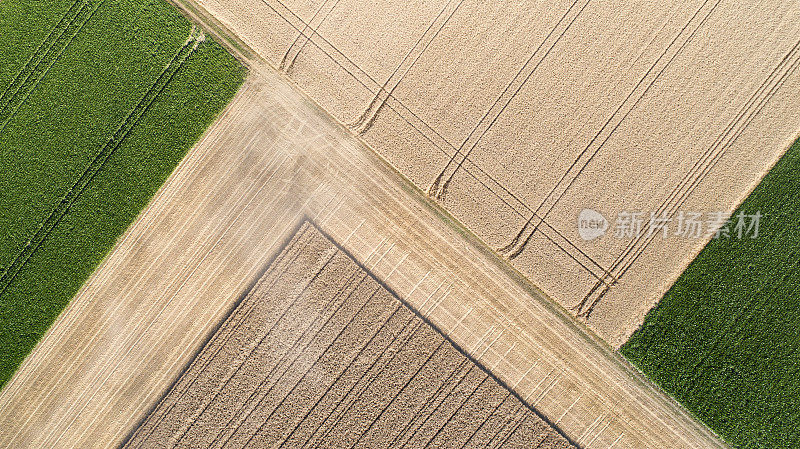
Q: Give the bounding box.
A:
[623,138,800,448]
[0,0,244,388]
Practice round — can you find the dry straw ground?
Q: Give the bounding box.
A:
[0,68,727,448]
[124,222,574,449]
[193,0,800,346]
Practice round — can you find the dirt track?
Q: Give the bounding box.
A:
[123,222,573,449]
[192,0,800,345]
[0,66,727,448]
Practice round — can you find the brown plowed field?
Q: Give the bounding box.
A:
[124,222,573,449]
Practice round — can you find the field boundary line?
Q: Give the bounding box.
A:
[113,159,304,448]
[52,147,309,448]
[123,219,317,448]
[29,27,214,446]
[307,147,714,448]
[307,220,582,448]
[2,27,214,446]
[173,256,365,448]
[0,82,269,411]
[63,147,312,447]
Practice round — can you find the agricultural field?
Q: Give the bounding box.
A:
[0,72,725,449]
[4,0,797,448]
[194,0,800,346]
[0,0,243,387]
[125,222,574,449]
[623,137,800,449]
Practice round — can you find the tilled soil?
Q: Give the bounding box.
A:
[123,222,573,449]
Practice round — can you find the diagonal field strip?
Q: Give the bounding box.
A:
[0,28,203,301]
[195,0,800,348]
[0,64,730,448]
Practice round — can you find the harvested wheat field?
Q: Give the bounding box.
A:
[189,0,800,345]
[123,221,573,449]
[0,67,726,448]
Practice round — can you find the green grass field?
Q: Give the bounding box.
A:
[623,138,800,448]
[0,0,244,388]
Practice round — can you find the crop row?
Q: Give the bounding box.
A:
[0,0,245,388]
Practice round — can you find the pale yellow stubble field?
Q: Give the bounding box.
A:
[195,0,800,345]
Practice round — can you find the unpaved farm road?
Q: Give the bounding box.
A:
[0,66,727,448]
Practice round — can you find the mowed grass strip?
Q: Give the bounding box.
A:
[0,0,244,388]
[623,138,800,449]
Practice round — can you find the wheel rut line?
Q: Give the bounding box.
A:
[577,35,800,318]
[347,339,449,449]
[274,301,406,449]
[499,0,720,260]
[0,0,90,129]
[386,357,470,448]
[279,0,341,73]
[459,391,513,449]
[164,248,350,448]
[245,285,393,448]
[420,374,491,448]
[0,26,201,303]
[349,0,463,135]
[399,364,477,448]
[54,164,307,449]
[256,0,609,277]
[298,304,414,449]
[313,317,426,446]
[0,95,281,433]
[428,0,591,200]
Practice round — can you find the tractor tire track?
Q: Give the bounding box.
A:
[0,29,202,301]
[499,0,720,261]
[576,35,800,318]
[0,0,99,135]
[428,0,590,201]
